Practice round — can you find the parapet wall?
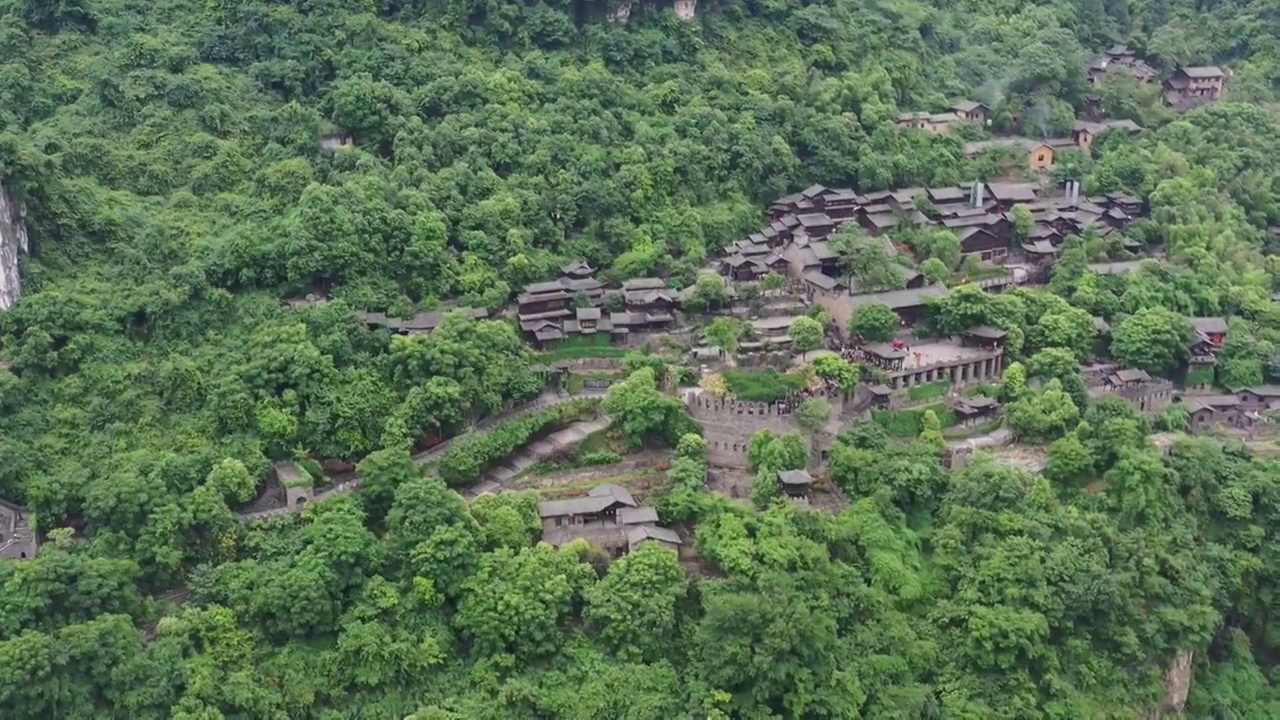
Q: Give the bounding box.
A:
[684,392,799,469]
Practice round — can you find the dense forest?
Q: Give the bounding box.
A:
[1,0,1279,716]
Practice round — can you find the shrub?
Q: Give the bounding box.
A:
[437,399,598,485]
[722,368,807,402]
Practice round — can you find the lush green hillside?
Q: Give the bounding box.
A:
[1,0,1279,717]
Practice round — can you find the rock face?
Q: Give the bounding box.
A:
[607,0,632,24]
[1149,649,1193,718]
[674,0,696,20]
[0,179,29,310]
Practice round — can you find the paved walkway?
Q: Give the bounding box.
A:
[237,390,607,520]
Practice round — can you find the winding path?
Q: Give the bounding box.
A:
[237,390,607,521]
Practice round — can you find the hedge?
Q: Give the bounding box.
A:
[436,399,598,486]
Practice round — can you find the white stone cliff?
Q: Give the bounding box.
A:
[0,178,29,310]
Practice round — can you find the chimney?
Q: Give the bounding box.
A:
[968,183,977,208]
[1070,181,1080,206]
[975,182,985,207]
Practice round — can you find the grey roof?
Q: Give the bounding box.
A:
[1245,385,1280,397]
[777,469,814,486]
[928,186,969,202]
[809,241,837,261]
[847,285,950,310]
[1022,240,1059,254]
[965,326,1007,339]
[1190,317,1228,334]
[867,383,894,395]
[538,484,637,518]
[986,182,1040,203]
[800,184,827,198]
[951,100,985,113]
[1093,316,1112,333]
[1180,66,1224,78]
[561,260,594,275]
[1183,395,1240,412]
[618,506,659,525]
[576,307,602,321]
[803,271,839,291]
[752,315,800,331]
[525,280,568,294]
[1112,368,1152,383]
[626,525,682,547]
[797,212,834,228]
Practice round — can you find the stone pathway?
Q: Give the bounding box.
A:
[237,390,607,520]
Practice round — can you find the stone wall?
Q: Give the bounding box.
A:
[0,178,30,310]
[685,392,800,468]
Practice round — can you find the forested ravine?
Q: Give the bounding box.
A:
[0,0,1279,718]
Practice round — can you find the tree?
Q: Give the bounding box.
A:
[848,303,899,342]
[1004,379,1081,443]
[831,228,906,291]
[1044,432,1095,486]
[603,368,685,447]
[704,317,744,358]
[762,272,784,292]
[920,257,951,286]
[690,272,729,312]
[1001,361,1029,402]
[788,316,824,358]
[455,544,595,660]
[796,397,831,458]
[1009,204,1034,241]
[915,229,961,269]
[919,409,944,454]
[584,543,687,662]
[1111,308,1192,373]
[811,354,859,388]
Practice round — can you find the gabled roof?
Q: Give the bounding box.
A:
[1179,66,1224,78]
[777,469,813,486]
[561,260,594,276]
[622,277,668,291]
[538,484,637,518]
[965,326,1007,339]
[617,506,659,525]
[950,100,985,113]
[1190,317,1229,334]
[1112,368,1152,383]
[986,182,1040,203]
[803,271,840,291]
[626,525,682,547]
[847,285,950,310]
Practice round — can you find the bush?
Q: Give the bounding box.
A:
[872,404,957,436]
[907,380,950,401]
[578,451,622,466]
[722,368,807,402]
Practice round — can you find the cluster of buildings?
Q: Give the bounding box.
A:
[1086,45,1226,110]
[538,484,681,556]
[718,181,1146,331]
[516,263,678,348]
[961,118,1142,171]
